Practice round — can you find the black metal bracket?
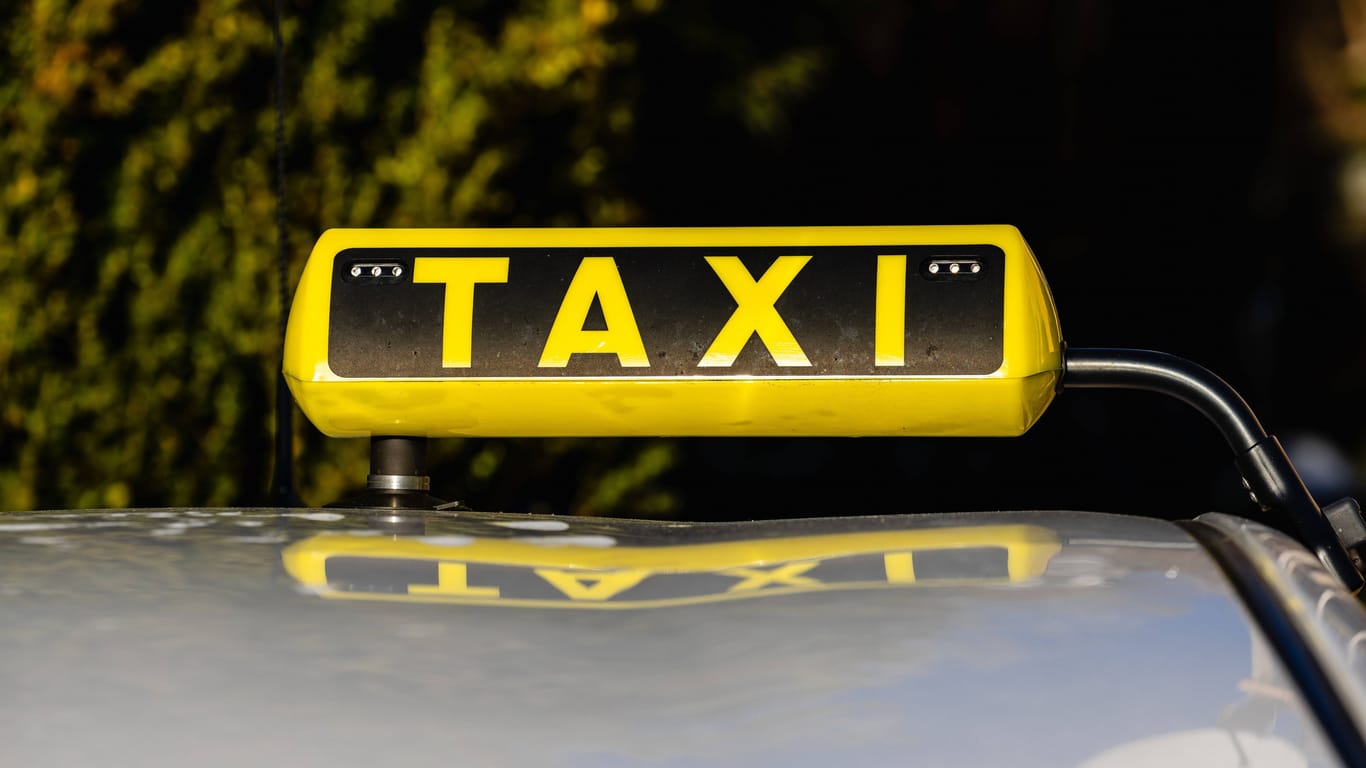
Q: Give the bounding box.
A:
[1062,348,1364,593]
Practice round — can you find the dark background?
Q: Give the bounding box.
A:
[448,1,1366,522]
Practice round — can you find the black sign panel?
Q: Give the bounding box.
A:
[326,245,1004,378]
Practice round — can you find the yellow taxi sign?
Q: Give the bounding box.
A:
[283,226,1062,437]
[281,524,1062,609]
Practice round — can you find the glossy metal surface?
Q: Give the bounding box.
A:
[0,509,1346,766]
[1196,514,1366,728]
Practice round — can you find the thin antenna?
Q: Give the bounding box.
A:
[270,0,301,506]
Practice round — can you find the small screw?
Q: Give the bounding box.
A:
[970,263,981,274]
[928,263,940,274]
[371,266,383,277]
[949,263,960,274]
[350,266,362,277]
[392,266,403,277]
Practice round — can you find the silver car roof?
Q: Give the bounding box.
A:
[0,507,1353,766]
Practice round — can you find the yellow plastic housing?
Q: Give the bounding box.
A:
[283,226,1063,437]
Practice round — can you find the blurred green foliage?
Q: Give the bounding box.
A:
[0,0,828,514]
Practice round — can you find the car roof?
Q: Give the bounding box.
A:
[0,507,1348,766]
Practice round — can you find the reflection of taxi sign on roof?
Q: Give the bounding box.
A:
[283,226,1062,437]
[283,225,1366,595]
[282,524,1062,609]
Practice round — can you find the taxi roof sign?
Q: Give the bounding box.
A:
[283,226,1063,437]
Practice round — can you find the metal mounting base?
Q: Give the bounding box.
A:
[330,436,448,511]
